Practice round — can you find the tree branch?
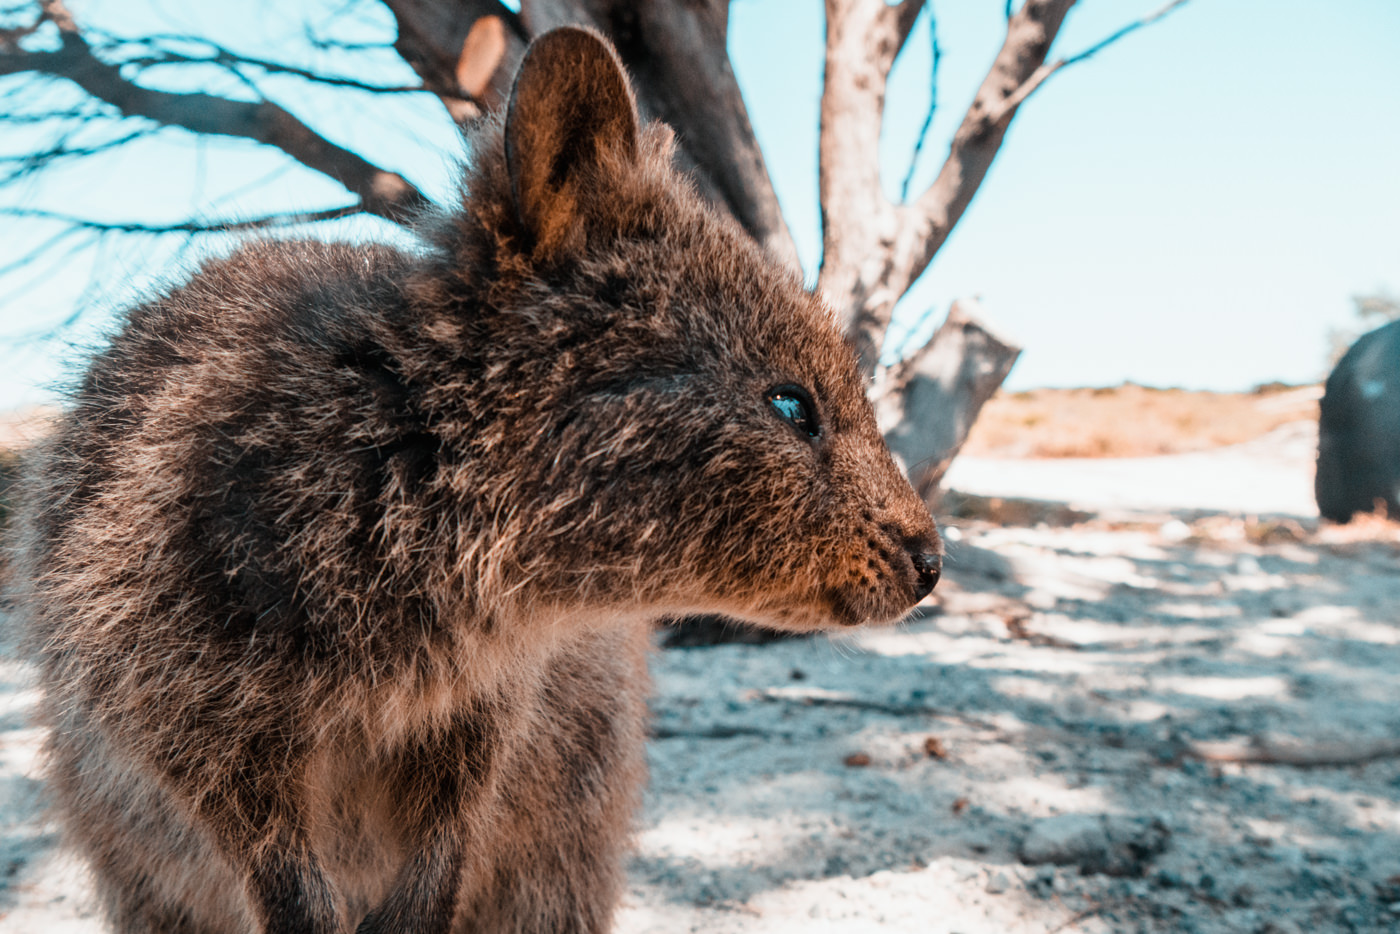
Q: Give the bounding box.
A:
[1062,0,1189,69]
[0,125,148,186]
[874,298,1021,496]
[382,0,526,124]
[817,0,929,361]
[822,0,1188,379]
[97,32,441,96]
[1,1,431,225]
[0,103,101,123]
[0,3,43,52]
[1181,734,1400,769]
[1,204,365,233]
[379,0,801,265]
[517,0,800,266]
[820,0,1073,375]
[890,0,925,47]
[992,0,1191,121]
[899,6,940,203]
[0,223,89,279]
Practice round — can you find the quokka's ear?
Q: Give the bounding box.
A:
[504,27,640,253]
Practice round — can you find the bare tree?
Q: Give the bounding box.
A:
[0,0,1190,490]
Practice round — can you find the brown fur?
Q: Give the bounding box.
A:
[9,28,940,934]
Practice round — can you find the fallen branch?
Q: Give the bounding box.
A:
[1048,907,1105,933]
[650,724,785,740]
[1004,615,1082,650]
[666,688,1400,770]
[1181,734,1400,769]
[748,687,1003,733]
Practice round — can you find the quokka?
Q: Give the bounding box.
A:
[11,26,942,934]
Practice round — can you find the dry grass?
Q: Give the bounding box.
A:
[961,383,1321,459]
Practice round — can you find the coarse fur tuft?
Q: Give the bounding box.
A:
[9,26,941,934]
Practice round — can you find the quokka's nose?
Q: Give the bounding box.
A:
[910,552,942,601]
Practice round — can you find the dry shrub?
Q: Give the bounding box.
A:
[962,383,1321,459]
[938,489,1092,527]
[1315,502,1400,545]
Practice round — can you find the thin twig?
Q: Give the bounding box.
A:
[1060,0,1191,69]
[0,229,102,333]
[994,0,1192,120]
[0,224,89,279]
[102,35,441,97]
[888,301,946,360]
[304,23,393,54]
[650,725,785,740]
[0,105,105,124]
[0,204,365,233]
[899,4,941,203]
[750,688,1002,731]
[0,127,149,185]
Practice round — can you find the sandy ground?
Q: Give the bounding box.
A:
[945,422,1320,517]
[4,419,1400,932]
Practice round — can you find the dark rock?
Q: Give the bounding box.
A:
[1316,319,1400,522]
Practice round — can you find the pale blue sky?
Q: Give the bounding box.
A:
[0,0,1397,409]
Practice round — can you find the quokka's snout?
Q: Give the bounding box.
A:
[11,24,940,934]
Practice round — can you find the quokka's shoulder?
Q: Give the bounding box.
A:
[71,238,416,397]
[128,238,415,340]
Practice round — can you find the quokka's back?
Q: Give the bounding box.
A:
[11,26,941,934]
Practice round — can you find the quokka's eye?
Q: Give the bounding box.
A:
[767,385,822,439]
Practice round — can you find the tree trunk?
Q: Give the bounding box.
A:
[819,0,1075,377]
[384,0,800,267]
[874,299,1021,499]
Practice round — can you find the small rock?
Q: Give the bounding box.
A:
[923,736,948,758]
[985,871,1010,894]
[1153,869,1183,889]
[1018,814,1169,877]
[843,752,871,768]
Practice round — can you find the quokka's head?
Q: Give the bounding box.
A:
[435,28,940,631]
